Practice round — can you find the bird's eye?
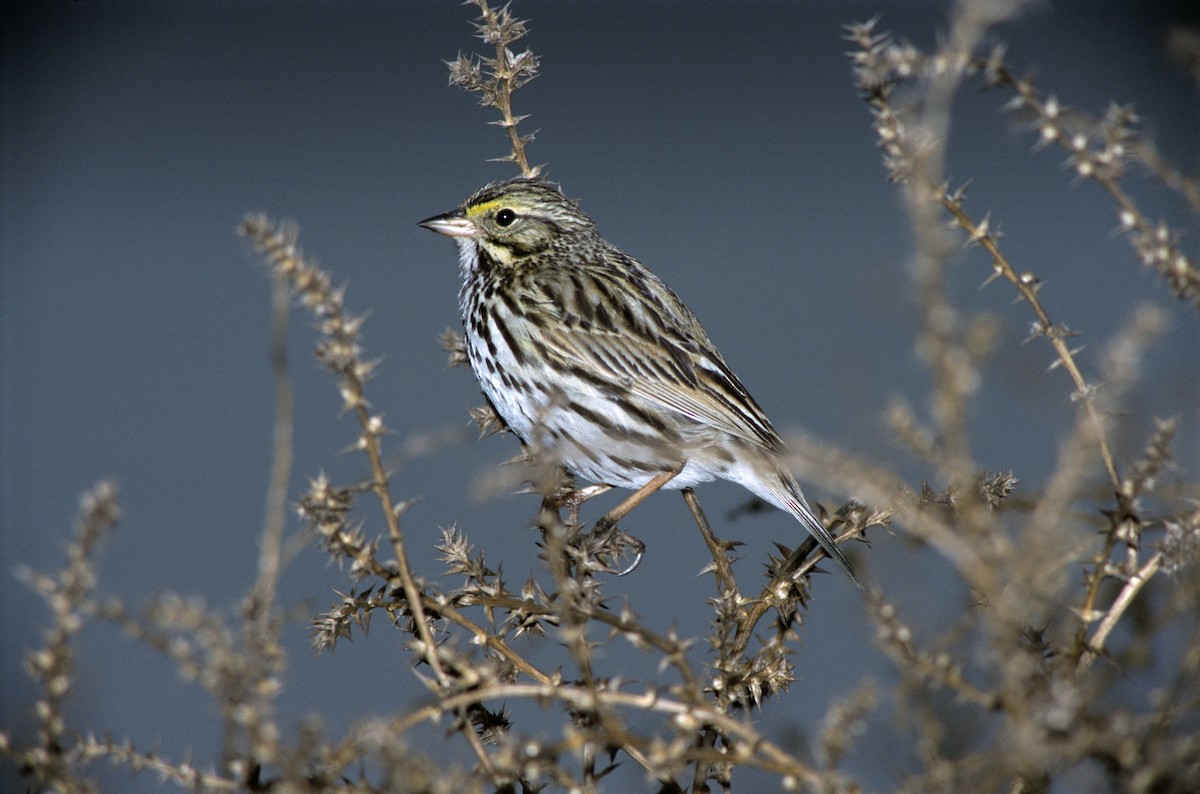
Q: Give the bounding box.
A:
[495,208,517,227]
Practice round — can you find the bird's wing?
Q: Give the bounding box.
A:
[531,257,785,453]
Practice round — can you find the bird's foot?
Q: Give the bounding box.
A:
[582,518,645,576]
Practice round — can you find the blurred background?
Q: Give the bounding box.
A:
[3,0,1197,790]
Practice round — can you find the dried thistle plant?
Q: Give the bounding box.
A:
[449,0,540,177]
[4,1,1198,792]
[835,6,1200,791]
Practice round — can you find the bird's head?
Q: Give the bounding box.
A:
[420,178,596,268]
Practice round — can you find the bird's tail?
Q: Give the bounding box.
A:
[758,470,861,587]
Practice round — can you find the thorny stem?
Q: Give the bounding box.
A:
[492,61,532,176]
[1132,138,1200,213]
[254,273,294,618]
[351,395,448,687]
[28,482,120,784]
[349,418,511,779]
[225,273,294,774]
[434,599,554,685]
[538,495,607,785]
[691,728,721,792]
[1077,551,1164,672]
[472,0,535,177]
[537,496,596,688]
[334,682,828,787]
[850,20,1185,699]
[938,193,1135,670]
[960,58,1193,675]
[938,198,1120,488]
[482,590,702,690]
[537,490,709,787]
[313,505,555,685]
[727,515,874,659]
[683,489,739,596]
[244,217,450,689]
[237,218,498,780]
[442,524,708,775]
[979,60,1200,308]
[730,551,813,660]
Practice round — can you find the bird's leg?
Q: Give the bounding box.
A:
[681,490,739,596]
[557,483,613,528]
[590,467,682,576]
[594,469,681,531]
[537,466,573,540]
[540,479,623,579]
[537,468,609,543]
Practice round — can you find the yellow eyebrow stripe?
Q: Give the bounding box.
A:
[466,199,505,218]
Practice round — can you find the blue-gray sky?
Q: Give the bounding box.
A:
[3,1,1197,790]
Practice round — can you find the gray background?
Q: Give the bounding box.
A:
[3,1,1197,790]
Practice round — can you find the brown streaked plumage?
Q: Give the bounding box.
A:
[420,177,857,583]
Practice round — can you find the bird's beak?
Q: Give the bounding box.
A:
[418,210,476,238]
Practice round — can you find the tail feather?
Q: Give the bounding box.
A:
[783,490,861,587]
[753,469,861,586]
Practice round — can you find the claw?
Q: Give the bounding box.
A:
[614,535,646,576]
[591,522,644,576]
